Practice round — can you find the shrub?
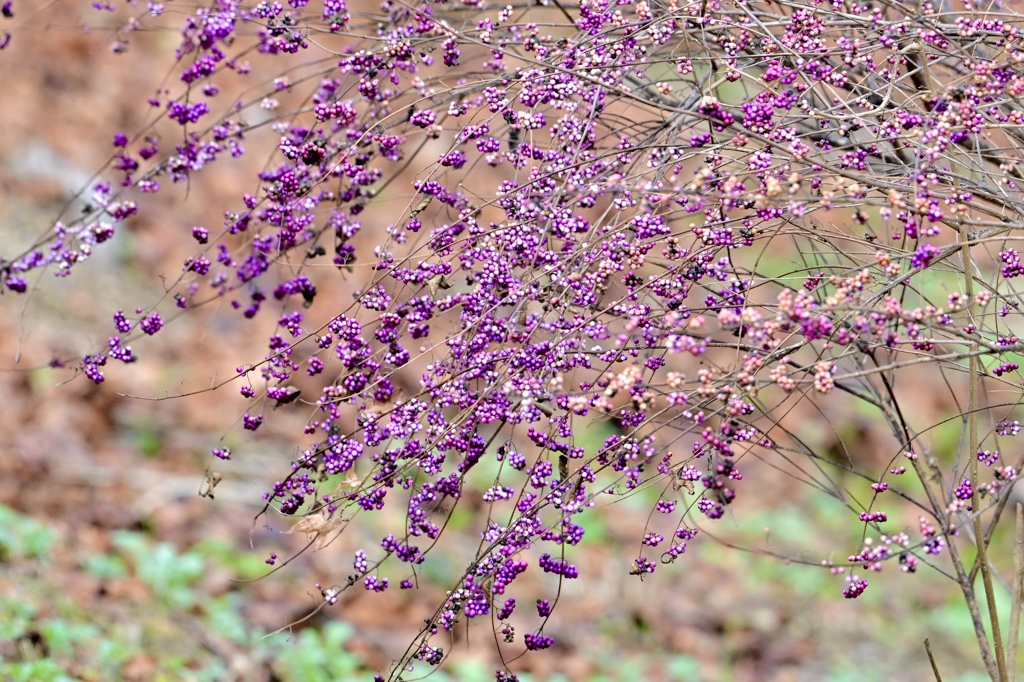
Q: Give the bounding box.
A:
[4,0,1024,678]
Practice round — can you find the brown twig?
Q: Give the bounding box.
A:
[1008,504,1024,679]
[925,638,944,682]
[962,223,1009,682]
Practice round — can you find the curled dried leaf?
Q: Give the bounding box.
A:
[427,274,452,297]
[288,511,344,548]
[410,195,433,216]
[200,471,222,498]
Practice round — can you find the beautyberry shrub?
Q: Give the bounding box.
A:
[5,0,1024,678]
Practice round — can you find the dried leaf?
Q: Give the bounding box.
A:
[427,274,451,297]
[410,195,433,217]
[200,472,222,498]
[288,511,343,541]
[672,477,695,495]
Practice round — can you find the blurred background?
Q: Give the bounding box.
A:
[0,1,1018,680]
